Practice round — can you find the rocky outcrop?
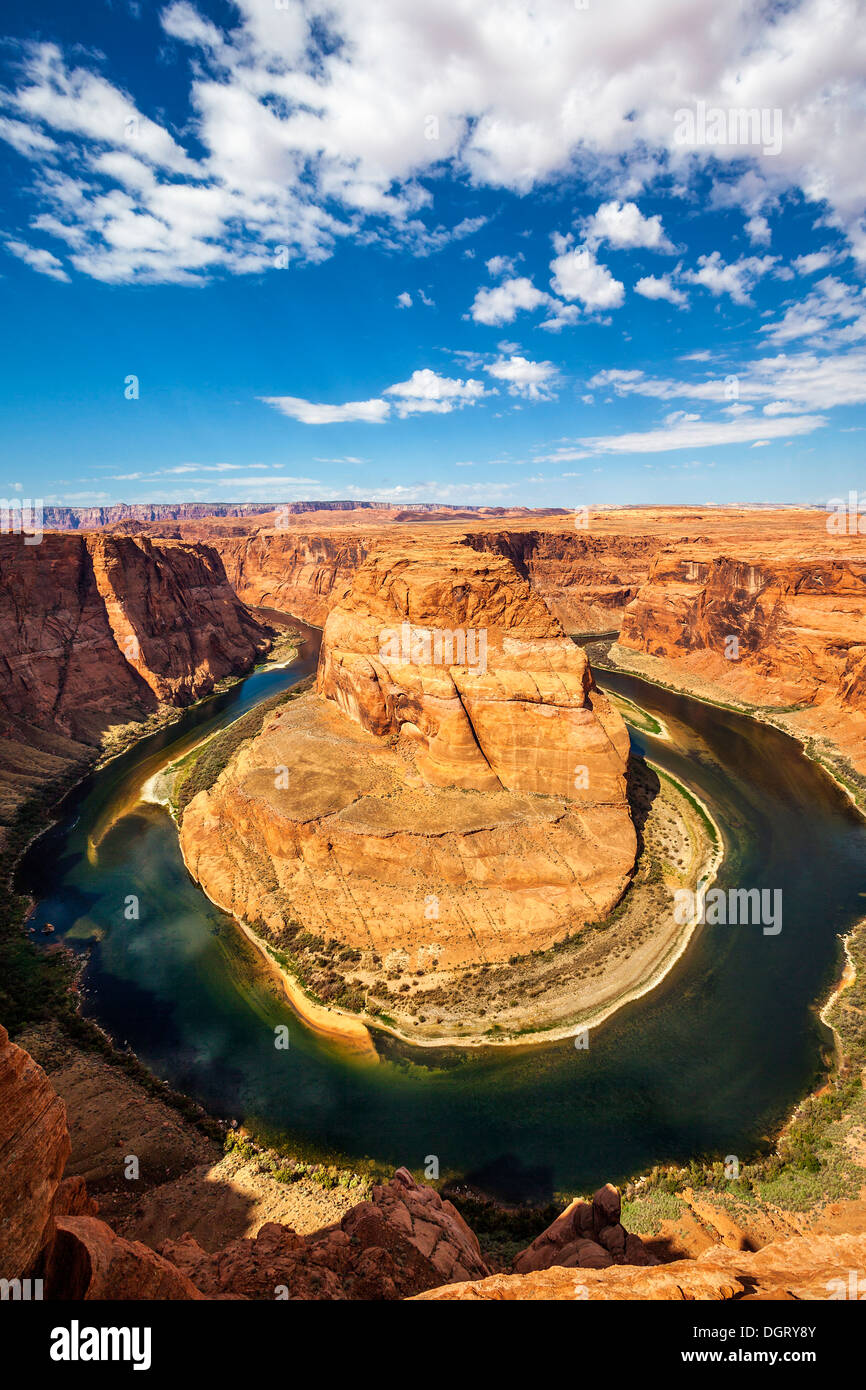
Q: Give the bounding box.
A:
[43,1215,205,1300]
[161,1167,489,1300]
[465,530,660,633]
[415,1231,866,1300]
[620,547,866,714]
[0,533,268,739]
[180,542,636,976]
[0,1023,70,1279]
[513,1183,659,1273]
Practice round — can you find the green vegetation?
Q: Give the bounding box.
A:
[172,675,313,821]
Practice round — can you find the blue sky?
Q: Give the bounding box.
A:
[1,0,865,509]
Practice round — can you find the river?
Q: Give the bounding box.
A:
[17,619,866,1201]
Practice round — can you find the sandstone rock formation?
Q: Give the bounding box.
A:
[0,1023,69,1279]
[620,545,866,716]
[180,542,636,974]
[219,530,373,625]
[0,532,270,844]
[161,1166,490,1300]
[415,1231,866,1301]
[513,1183,659,1273]
[43,1215,205,1300]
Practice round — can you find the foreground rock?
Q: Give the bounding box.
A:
[513,1183,658,1273]
[415,1231,866,1301]
[0,1023,69,1279]
[161,1167,489,1300]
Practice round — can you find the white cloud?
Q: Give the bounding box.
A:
[469,276,551,326]
[486,254,518,277]
[487,355,558,400]
[4,238,69,281]
[584,200,673,252]
[396,291,413,308]
[549,242,624,310]
[580,412,824,454]
[384,368,488,415]
[634,273,687,307]
[684,251,777,305]
[793,249,837,275]
[759,275,866,345]
[745,215,771,246]
[590,349,866,413]
[0,0,861,284]
[260,395,390,424]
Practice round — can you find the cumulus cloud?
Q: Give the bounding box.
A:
[634,273,687,307]
[684,252,777,305]
[583,200,673,252]
[2,0,865,283]
[384,368,488,415]
[486,354,558,400]
[549,241,624,310]
[469,275,551,325]
[261,368,488,423]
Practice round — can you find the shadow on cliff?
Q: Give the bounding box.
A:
[626,753,660,865]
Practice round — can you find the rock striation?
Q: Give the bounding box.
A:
[0,532,270,843]
[0,1023,70,1279]
[180,542,636,973]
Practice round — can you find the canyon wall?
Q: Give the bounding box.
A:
[619,546,866,715]
[0,533,270,842]
[464,530,660,632]
[214,526,662,633]
[217,531,374,625]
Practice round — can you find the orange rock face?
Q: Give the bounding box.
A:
[180,543,636,971]
[0,532,270,843]
[0,1024,70,1279]
[415,1231,866,1301]
[621,545,866,714]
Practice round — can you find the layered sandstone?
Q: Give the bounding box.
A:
[0,532,270,842]
[218,530,373,625]
[617,539,866,774]
[0,1023,69,1278]
[180,543,636,977]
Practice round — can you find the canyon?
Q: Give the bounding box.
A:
[3,1021,865,1302]
[177,540,652,1039]
[1,501,865,1302]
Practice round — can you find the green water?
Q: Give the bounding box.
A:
[18,625,866,1201]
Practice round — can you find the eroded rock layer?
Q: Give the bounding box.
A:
[0,532,270,842]
[180,543,636,970]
